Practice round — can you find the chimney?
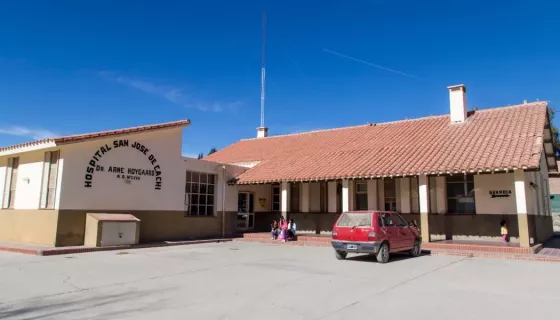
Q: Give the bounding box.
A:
[448,84,467,123]
[257,127,268,138]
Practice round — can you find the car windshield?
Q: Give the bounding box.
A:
[336,213,371,227]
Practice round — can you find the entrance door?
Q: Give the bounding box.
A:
[237,192,255,231]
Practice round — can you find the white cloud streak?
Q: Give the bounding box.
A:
[323,48,420,80]
[99,71,240,112]
[0,126,58,140]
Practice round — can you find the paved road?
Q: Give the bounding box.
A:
[0,242,558,319]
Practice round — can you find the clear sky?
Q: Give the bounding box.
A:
[1,0,559,157]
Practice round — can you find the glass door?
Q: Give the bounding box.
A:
[237,192,255,231]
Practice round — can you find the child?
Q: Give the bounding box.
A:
[500,220,509,243]
[279,217,288,242]
[287,219,297,240]
[271,220,279,240]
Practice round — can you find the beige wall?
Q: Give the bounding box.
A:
[474,173,517,214]
[236,184,272,212]
[309,182,321,212]
[0,209,59,246]
[56,209,238,246]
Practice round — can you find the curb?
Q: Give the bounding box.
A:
[0,239,233,256]
[234,238,560,263]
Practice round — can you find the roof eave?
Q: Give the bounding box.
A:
[0,140,57,157]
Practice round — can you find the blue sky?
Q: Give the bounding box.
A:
[1,0,559,157]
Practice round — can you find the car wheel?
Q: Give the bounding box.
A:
[376,242,390,264]
[335,251,347,260]
[409,239,421,257]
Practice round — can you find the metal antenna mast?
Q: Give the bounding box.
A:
[260,9,266,128]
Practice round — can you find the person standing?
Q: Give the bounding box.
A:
[500,220,509,243]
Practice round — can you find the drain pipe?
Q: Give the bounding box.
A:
[221,165,227,238]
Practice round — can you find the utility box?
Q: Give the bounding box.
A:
[84,213,140,247]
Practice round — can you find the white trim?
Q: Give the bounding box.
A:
[0,141,57,157]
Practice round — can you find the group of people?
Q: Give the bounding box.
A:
[271,217,296,242]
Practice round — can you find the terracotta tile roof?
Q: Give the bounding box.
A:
[205,102,549,184]
[0,119,191,153]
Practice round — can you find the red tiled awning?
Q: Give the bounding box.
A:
[206,102,549,184]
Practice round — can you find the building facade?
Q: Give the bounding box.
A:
[207,85,556,248]
[0,85,556,248]
[0,120,246,247]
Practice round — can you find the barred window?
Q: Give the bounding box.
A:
[185,171,216,216]
[40,151,59,209]
[272,185,280,212]
[446,175,476,214]
[355,181,368,210]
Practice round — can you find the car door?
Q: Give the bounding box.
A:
[394,213,415,250]
[379,212,400,252]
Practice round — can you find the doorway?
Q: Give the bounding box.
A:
[237,192,255,231]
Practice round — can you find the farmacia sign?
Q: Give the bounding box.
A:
[84,140,162,190]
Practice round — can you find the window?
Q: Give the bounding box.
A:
[319,182,327,212]
[40,151,59,209]
[394,214,408,227]
[290,183,300,212]
[384,179,397,211]
[355,181,368,210]
[336,213,372,227]
[410,177,420,213]
[380,212,395,227]
[2,157,19,209]
[272,185,280,212]
[446,175,475,214]
[185,171,216,216]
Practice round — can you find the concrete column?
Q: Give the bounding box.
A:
[342,179,350,212]
[367,179,378,210]
[514,170,531,248]
[327,181,337,213]
[400,177,411,214]
[419,174,430,243]
[377,179,385,210]
[281,181,289,218]
[396,178,401,212]
[301,183,310,213]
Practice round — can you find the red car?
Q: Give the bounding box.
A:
[331,211,421,263]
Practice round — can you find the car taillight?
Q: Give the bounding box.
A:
[332,230,338,239]
[367,231,377,241]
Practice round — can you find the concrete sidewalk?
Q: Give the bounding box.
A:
[0,241,559,319]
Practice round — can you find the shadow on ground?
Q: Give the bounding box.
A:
[345,252,428,264]
[542,233,560,249]
[0,287,174,320]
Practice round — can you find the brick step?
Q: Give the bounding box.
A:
[233,238,330,247]
[427,249,560,262]
[240,233,331,243]
[423,242,537,255]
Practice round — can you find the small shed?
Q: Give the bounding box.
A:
[84,213,141,247]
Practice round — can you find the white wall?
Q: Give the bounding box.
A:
[59,128,185,211]
[474,173,517,214]
[0,149,62,210]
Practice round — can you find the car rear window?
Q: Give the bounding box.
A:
[336,213,372,227]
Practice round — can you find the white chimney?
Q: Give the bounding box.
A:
[448,84,467,123]
[257,127,268,138]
